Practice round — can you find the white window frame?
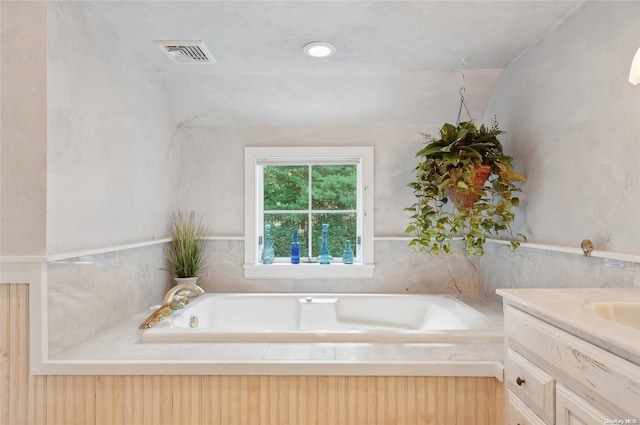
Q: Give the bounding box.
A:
[244,147,374,279]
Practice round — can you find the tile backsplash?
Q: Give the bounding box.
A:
[480,243,635,300]
[196,239,482,295]
[46,239,481,354]
[47,244,171,356]
[46,238,636,355]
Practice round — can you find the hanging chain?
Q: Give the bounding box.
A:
[456,59,473,125]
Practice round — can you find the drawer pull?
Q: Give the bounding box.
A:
[516,376,526,386]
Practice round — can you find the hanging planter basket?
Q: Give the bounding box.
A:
[446,164,492,209]
[405,60,526,255]
[406,121,526,255]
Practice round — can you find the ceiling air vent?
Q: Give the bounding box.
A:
[155,40,215,64]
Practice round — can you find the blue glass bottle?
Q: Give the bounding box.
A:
[342,240,354,264]
[317,223,332,265]
[290,229,300,264]
[261,224,275,264]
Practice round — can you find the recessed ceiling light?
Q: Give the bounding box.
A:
[303,41,336,58]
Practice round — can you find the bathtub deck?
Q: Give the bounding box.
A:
[47,294,505,378]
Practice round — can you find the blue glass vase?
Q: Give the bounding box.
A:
[342,240,354,264]
[290,229,300,264]
[317,223,332,265]
[261,224,275,264]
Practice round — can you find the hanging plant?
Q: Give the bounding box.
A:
[404,118,526,255]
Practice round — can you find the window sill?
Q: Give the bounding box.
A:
[243,263,375,280]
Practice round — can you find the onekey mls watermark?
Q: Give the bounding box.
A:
[604,419,638,424]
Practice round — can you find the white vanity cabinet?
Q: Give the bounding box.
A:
[498,289,640,425]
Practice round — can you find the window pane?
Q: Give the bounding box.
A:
[264,166,308,210]
[311,213,357,259]
[264,213,309,258]
[311,165,357,210]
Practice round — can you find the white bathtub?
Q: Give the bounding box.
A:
[141,293,502,343]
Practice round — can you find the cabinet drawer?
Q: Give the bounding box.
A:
[556,384,610,425]
[506,348,555,423]
[506,305,640,418]
[507,390,549,425]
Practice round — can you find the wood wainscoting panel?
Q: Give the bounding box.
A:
[0,284,504,425]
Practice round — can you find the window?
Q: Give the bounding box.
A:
[244,147,374,279]
[263,163,357,262]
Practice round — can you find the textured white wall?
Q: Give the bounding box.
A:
[175,123,486,293]
[484,2,640,255]
[161,70,502,127]
[0,2,47,256]
[176,125,443,237]
[176,123,491,294]
[46,3,178,253]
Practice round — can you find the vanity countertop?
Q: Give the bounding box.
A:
[497,287,640,364]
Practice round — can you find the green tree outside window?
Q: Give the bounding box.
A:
[264,165,357,260]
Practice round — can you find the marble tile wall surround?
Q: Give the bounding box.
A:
[47,238,481,356]
[480,243,633,301]
[196,239,482,295]
[48,244,172,356]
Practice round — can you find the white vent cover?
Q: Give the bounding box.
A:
[154,40,215,64]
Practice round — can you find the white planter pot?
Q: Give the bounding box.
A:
[173,276,198,286]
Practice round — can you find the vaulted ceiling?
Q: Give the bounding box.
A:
[78,1,584,126]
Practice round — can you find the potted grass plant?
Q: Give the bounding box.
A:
[164,211,207,284]
[405,119,526,255]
